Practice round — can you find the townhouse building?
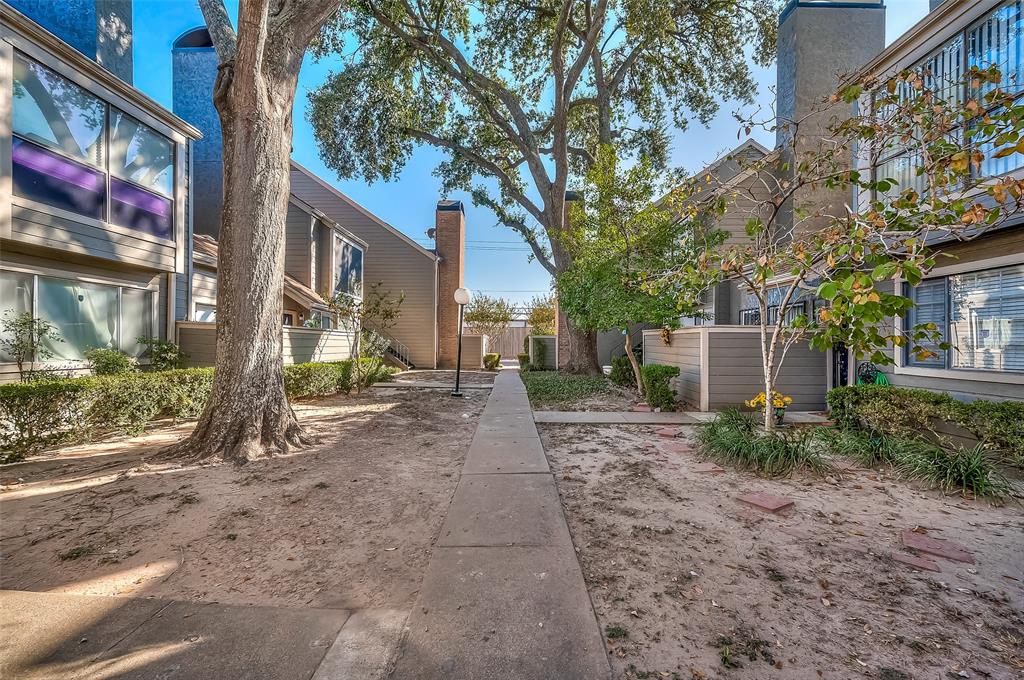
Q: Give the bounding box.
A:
[0,0,200,381]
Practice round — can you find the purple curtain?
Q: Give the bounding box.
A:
[12,138,105,220]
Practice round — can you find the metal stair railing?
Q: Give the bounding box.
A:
[369,328,414,369]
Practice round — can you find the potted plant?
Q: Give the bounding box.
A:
[745,391,793,427]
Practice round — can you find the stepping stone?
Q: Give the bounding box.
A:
[900,529,975,564]
[655,427,681,438]
[891,552,941,572]
[661,443,693,454]
[693,462,725,473]
[736,492,794,513]
[633,404,651,412]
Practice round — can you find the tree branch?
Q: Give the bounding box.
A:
[197,0,238,63]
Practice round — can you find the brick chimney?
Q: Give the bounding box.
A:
[435,200,466,369]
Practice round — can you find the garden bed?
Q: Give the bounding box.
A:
[0,387,485,610]
[519,370,638,411]
[542,422,1024,679]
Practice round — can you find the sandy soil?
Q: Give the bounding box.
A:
[541,424,1024,680]
[0,388,485,610]
[391,369,496,385]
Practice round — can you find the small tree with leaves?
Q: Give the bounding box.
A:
[527,295,557,336]
[464,295,515,348]
[329,283,405,392]
[663,66,1024,429]
[559,147,725,396]
[0,312,63,381]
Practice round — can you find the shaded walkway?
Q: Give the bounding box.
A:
[389,369,609,679]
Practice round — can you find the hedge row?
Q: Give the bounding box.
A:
[0,359,393,462]
[827,384,1024,463]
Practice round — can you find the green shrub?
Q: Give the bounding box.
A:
[520,371,610,408]
[84,348,138,375]
[137,336,189,371]
[697,409,831,477]
[516,353,530,367]
[609,354,638,389]
[641,364,679,410]
[0,359,390,461]
[827,385,1024,465]
[484,353,501,371]
[813,426,934,468]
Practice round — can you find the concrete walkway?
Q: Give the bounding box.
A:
[0,589,407,680]
[389,369,610,679]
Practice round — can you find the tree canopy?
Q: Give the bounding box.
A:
[464,294,515,341]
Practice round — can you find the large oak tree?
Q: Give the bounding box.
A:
[307,0,777,372]
[163,0,343,463]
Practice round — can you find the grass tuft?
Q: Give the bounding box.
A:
[894,441,1017,503]
[696,408,832,477]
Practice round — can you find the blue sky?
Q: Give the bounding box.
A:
[132,0,931,306]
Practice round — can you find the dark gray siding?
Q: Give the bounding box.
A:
[290,166,438,368]
[643,331,701,408]
[707,331,826,410]
[285,202,312,287]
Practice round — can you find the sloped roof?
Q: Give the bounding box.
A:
[192,235,326,309]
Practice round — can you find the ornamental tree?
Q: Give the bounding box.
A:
[527,295,557,336]
[558,147,725,396]
[662,66,1024,430]
[464,294,515,346]
[307,0,777,373]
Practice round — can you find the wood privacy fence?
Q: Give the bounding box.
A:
[177,322,356,367]
[474,326,532,357]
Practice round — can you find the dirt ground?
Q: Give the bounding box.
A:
[541,423,1024,680]
[0,388,485,610]
[391,369,496,385]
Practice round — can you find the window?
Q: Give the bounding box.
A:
[195,304,216,322]
[0,271,154,362]
[0,271,34,363]
[905,278,948,367]
[10,53,175,238]
[872,1,1024,200]
[905,264,1024,373]
[967,0,1024,177]
[308,310,333,329]
[109,110,174,239]
[333,234,363,298]
[282,313,294,326]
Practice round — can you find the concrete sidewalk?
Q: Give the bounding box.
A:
[389,369,610,679]
[0,590,407,680]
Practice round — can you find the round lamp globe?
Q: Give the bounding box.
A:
[453,287,471,305]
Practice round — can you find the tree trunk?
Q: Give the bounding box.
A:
[625,330,644,398]
[760,316,775,432]
[161,43,311,463]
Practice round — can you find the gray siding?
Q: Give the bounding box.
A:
[290,166,438,368]
[643,331,701,408]
[285,201,312,287]
[707,331,826,411]
[529,336,557,369]
[11,203,176,271]
[177,323,355,367]
[192,265,217,305]
[460,334,485,369]
[174,272,189,321]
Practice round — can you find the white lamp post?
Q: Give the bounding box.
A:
[452,287,472,397]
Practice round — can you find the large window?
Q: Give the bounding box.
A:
[873,1,1023,199]
[10,53,175,239]
[0,270,155,362]
[333,234,363,299]
[905,264,1024,373]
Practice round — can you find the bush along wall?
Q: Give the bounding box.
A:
[641,364,679,411]
[827,385,1024,466]
[0,359,393,463]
